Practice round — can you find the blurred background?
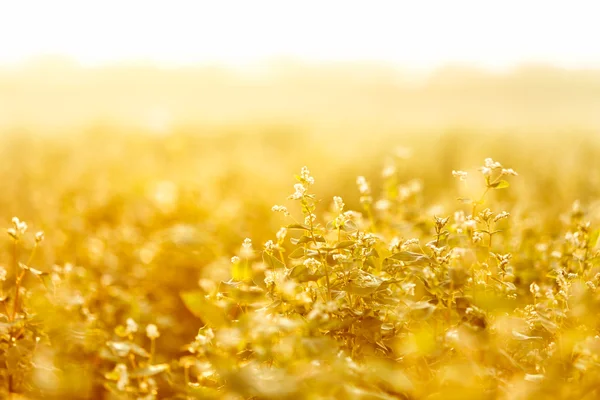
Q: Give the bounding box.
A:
[2,0,600,270]
[1,0,599,222]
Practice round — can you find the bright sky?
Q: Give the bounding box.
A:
[1,0,599,70]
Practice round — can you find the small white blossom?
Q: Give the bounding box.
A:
[288,183,307,200]
[126,318,138,334]
[303,258,321,273]
[304,213,317,225]
[484,158,502,169]
[465,217,477,229]
[276,227,287,242]
[382,164,396,178]
[264,240,276,251]
[530,282,541,298]
[271,205,289,215]
[333,196,345,213]
[494,211,510,223]
[300,166,315,185]
[231,256,240,264]
[375,199,391,211]
[12,217,28,235]
[146,324,160,339]
[479,166,492,176]
[452,170,468,181]
[194,327,215,346]
[356,176,370,195]
[114,364,129,391]
[389,237,401,251]
[501,168,518,176]
[403,238,420,247]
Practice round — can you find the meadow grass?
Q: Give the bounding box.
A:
[0,129,599,399]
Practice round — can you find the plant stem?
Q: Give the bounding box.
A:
[10,240,19,322]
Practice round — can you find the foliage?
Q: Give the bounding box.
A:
[0,131,600,399]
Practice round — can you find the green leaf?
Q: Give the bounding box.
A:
[288,247,306,259]
[335,240,355,249]
[490,180,510,189]
[129,342,151,358]
[19,262,48,276]
[114,325,129,338]
[512,331,542,341]
[180,290,228,328]
[106,341,150,358]
[130,363,170,378]
[220,281,264,303]
[287,265,323,282]
[342,220,358,232]
[590,229,600,249]
[537,315,559,334]
[344,281,381,296]
[389,251,430,266]
[262,252,285,269]
[231,259,252,281]
[287,223,310,230]
[291,235,324,245]
[408,301,436,320]
[390,251,426,262]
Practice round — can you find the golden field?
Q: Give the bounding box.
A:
[1,63,600,399]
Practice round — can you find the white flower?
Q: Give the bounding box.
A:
[356,176,370,195]
[8,217,28,239]
[465,218,477,229]
[333,196,345,213]
[501,168,518,176]
[375,199,391,211]
[452,170,468,181]
[484,158,502,169]
[300,166,315,185]
[126,318,138,334]
[271,205,289,215]
[494,211,510,222]
[231,256,240,264]
[530,282,541,297]
[389,237,401,251]
[303,258,321,273]
[114,363,129,391]
[12,217,28,235]
[382,164,396,178]
[304,213,317,225]
[146,324,160,339]
[454,211,465,224]
[479,166,492,176]
[276,227,287,242]
[288,183,307,200]
[240,238,253,258]
[403,238,419,247]
[408,179,423,193]
[264,240,276,251]
[195,327,215,346]
[332,253,349,261]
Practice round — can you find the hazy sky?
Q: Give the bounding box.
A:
[1,0,599,70]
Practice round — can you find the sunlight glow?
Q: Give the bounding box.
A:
[1,0,599,70]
